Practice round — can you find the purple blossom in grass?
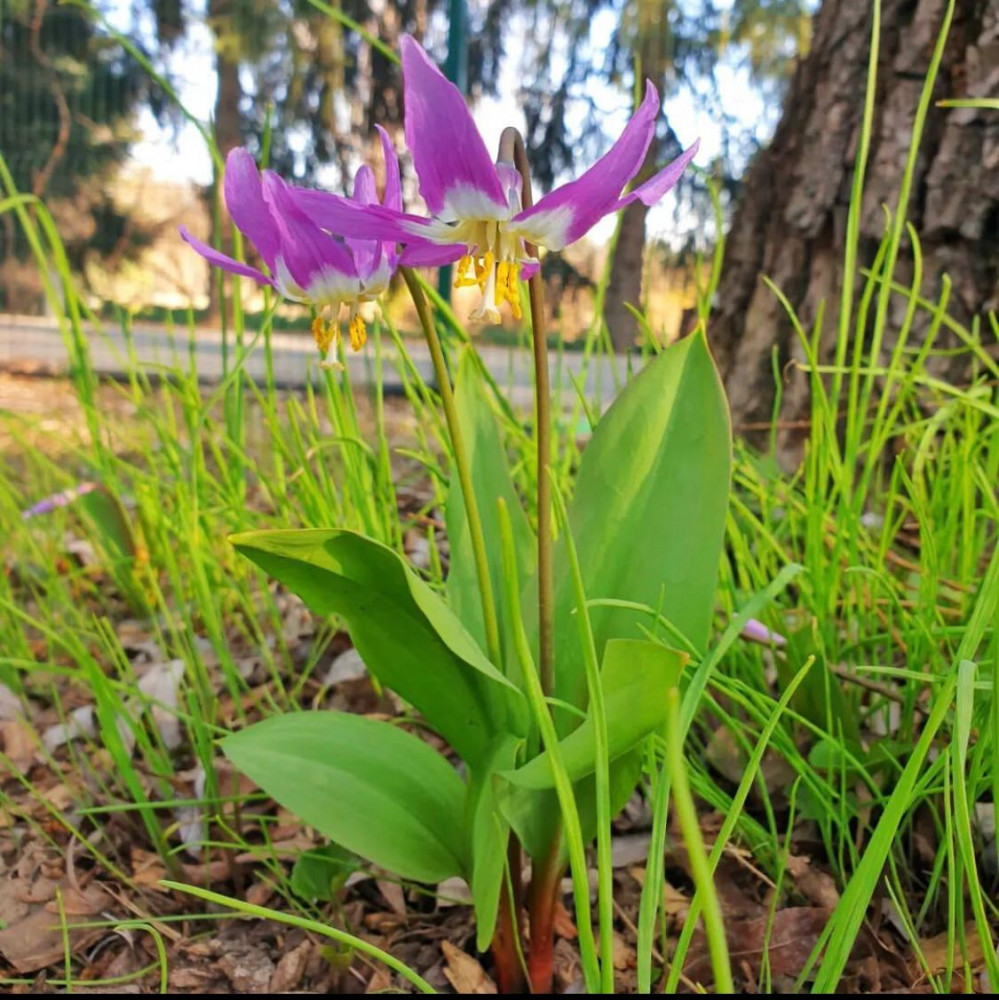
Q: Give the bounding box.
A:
[290,36,699,323]
[740,619,787,648]
[22,482,99,520]
[180,128,402,368]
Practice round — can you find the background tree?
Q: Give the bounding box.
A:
[709,0,999,454]
[517,0,813,349]
[0,0,163,311]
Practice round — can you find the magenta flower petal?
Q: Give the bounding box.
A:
[376,125,402,213]
[401,36,507,220]
[352,164,378,207]
[291,187,438,244]
[399,242,467,268]
[223,149,281,270]
[510,81,662,250]
[261,172,359,299]
[617,140,700,209]
[519,260,541,282]
[348,165,382,282]
[179,226,273,285]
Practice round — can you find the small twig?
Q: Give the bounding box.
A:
[828,663,906,705]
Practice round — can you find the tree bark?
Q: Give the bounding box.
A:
[709,0,999,458]
[604,0,671,351]
[207,0,243,319]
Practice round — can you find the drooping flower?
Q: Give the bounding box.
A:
[289,36,699,323]
[180,127,402,367]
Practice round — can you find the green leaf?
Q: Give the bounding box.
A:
[447,349,536,682]
[78,487,136,562]
[545,330,731,722]
[222,711,467,884]
[781,619,860,744]
[502,640,686,790]
[290,844,360,902]
[466,734,521,952]
[496,640,685,860]
[231,529,524,764]
[499,750,644,862]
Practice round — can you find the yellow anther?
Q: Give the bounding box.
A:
[454,254,479,288]
[348,313,367,352]
[494,260,523,320]
[311,316,335,354]
[478,251,495,292]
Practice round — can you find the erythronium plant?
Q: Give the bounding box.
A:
[189,38,731,995]
[290,36,699,325]
[180,126,401,368]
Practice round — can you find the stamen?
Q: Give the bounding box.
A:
[495,261,523,320]
[477,251,494,292]
[348,312,367,352]
[311,315,334,355]
[454,255,479,289]
[313,314,345,370]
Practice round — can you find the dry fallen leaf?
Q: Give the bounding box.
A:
[553,899,578,940]
[0,718,35,772]
[786,854,840,908]
[218,947,276,993]
[441,940,497,994]
[0,881,106,973]
[917,921,985,977]
[612,930,635,971]
[376,877,408,917]
[269,940,313,993]
[686,906,832,986]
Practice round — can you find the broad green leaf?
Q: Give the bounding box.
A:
[290,844,360,902]
[466,733,521,951]
[496,640,685,860]
[499,750,644,862]
[502,640,686,790]
[447,349,536,684]
[79,487,136,562]
[223,711,467,884]
[544,330,731,723]
[231,529,524,765]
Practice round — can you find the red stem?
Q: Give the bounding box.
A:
[527,836,564,993]
[491,872,527,993]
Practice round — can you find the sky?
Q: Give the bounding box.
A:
[109,0,783,247]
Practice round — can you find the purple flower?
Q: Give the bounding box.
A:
[180,127,402,368]
[290,36,699,323]
[21,482,99,520]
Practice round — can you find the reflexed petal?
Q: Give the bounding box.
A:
[348,165,382,281]
[401,36,507,220]
[292,187,439,244]
[399,242,467,268]
[376,125,402,212]
[352,164,378,206]
[617,140,700,209]
[223,149,280,270]
[179,226,273,285]
[519,259,541,282]
[510,81,661,250]
[261,172,359,300]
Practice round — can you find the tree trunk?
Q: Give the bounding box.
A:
[604,0,671,352]
[709,0,999,458]
[605,186,651,351]
[208,0,243,319]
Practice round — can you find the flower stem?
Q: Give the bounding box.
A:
[400,266,503,668]
[500,126,554,698]
[526,827,564,993]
